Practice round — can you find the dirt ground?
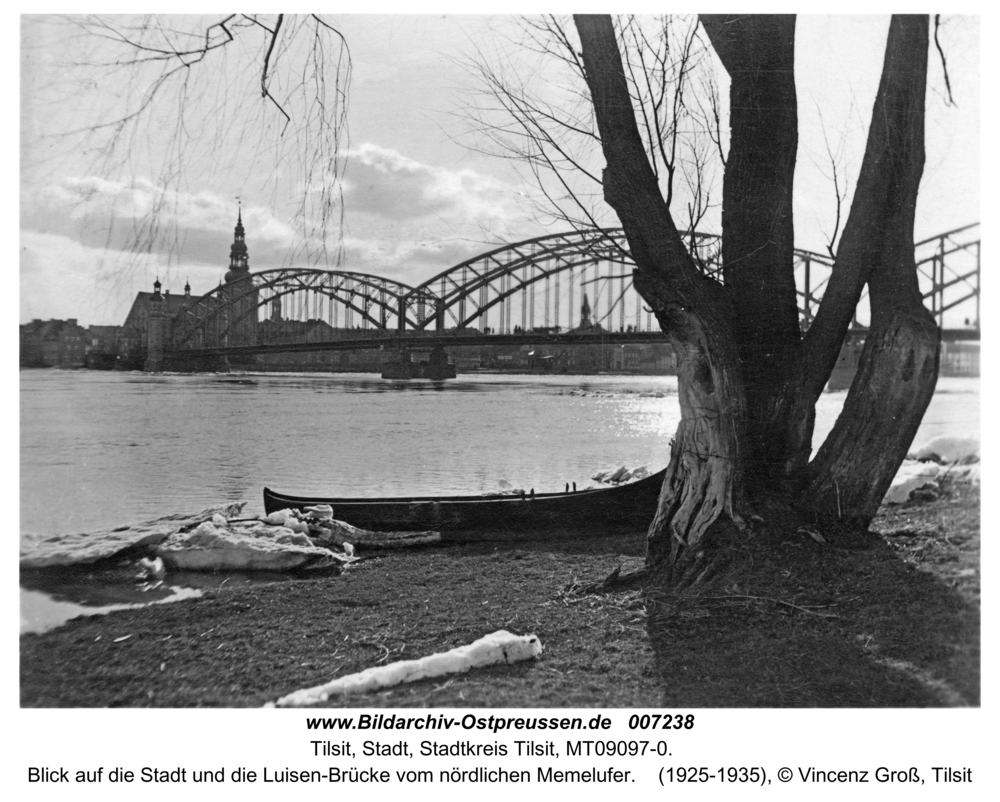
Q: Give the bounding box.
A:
[20,477,979,708]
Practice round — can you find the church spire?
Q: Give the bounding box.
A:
[225,200,249,283]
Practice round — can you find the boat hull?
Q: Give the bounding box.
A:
[263,470,665,541]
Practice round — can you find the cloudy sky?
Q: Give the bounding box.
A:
[20,14,980,326]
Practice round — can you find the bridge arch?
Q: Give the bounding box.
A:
[412,228,721,333]
[171,269,438,348]
[164,222,979,355]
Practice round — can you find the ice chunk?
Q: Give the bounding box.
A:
[272,630,542,706]
[263,509,294,527]
[884,462,941,504]
[607,466,629,483]
[137,556,166,580]
[20,502,246,568]
[263,508,310,531]
[912,436,980,464]
[157,523,348,571]
[304,504,334,521]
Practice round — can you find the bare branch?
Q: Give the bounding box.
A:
[459,13,723,257]
[35,14,352,271]
[933,15,955,106]
[259,14,291,129]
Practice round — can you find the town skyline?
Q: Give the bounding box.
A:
[21,14,980,326]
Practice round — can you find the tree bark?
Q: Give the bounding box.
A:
[806,16,937,525]
[700,16,810,486]
[575,15,747,586]
[803,15,932,401]
[574,13,936,588]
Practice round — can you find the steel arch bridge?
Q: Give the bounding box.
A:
[166,223,980,355]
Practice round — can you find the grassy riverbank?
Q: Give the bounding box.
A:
[20,478,979,708]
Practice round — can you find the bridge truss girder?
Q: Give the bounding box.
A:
[411,227,722,332]
[167,223,980,353]
[171,268,439,349]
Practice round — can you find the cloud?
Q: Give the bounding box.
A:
[20,146,548,320]
[344,143,525,226]
[341,235,492,285]
[24,176,300,269]
[337,143,541,280]
[20,230,222,326]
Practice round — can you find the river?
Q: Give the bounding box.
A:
[20,369,979,631]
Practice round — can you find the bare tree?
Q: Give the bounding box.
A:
[469,15,939,594]
[25,14,350,269]
[570,14,937,592]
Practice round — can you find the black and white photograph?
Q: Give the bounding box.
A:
[19,7,981,734]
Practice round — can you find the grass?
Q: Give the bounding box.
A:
[20,478,979,708]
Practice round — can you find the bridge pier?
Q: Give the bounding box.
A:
[381,345,456,381]
[163,353,232,373]
[425,345,456,380]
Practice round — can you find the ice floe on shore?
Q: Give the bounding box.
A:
[492,463,652,496]
[19,503,246,569]
[884,437,980,504]
[591,465,651,485]
[156,514,350,572]
[909,436,980,464]
[21,504,439,575]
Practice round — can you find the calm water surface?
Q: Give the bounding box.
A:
[20,369,979,632]
[21,369,980,534]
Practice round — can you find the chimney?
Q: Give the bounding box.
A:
[67,318,78,326]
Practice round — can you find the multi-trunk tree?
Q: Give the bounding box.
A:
[572,14,938,590]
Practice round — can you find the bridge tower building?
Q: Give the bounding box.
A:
[580,293,592,328]
[222,205,258,350]
[143,277,166,372]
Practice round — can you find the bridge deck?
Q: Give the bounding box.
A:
[168,327,979,358]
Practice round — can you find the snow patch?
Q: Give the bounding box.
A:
[885,436,982,504]
[911,436,980,464]
[271,630,543,707]
[884,463,942,504]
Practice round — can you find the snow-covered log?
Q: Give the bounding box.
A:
[272,630,543,707]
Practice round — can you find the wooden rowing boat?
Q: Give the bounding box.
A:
[263,469,665,541]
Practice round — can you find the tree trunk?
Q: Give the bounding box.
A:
[575,16,749,588]
[633,274,746,588]
[806,16,936,525]
[574,14,937,592]
[700,15,810,488]
[808,307,938,523]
